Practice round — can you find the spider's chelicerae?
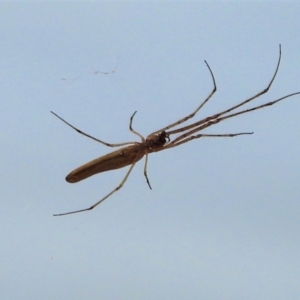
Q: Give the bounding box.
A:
[52,45,299,216]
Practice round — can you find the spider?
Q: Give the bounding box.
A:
[52,44,299,216]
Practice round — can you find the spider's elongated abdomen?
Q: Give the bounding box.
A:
[66,144,144,183]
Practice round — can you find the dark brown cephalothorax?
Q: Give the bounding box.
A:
[146,131,169,151]
[52,45,300,216]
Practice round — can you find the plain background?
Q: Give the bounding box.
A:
[1,3,300,300]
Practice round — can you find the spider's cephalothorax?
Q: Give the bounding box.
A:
[146,130,169,151]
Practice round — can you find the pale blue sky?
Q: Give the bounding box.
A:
[1,3,300,300]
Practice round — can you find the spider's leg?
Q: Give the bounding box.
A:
[129,111,145,142]
[54,158,139,216]
[143,153,152,190]
[169,90,300,145]
[51,111,136,147]
[150,60,216,135]
[167,45,283,136]
[165,132,254,149]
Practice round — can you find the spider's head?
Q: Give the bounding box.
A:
[146,131,169,150]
